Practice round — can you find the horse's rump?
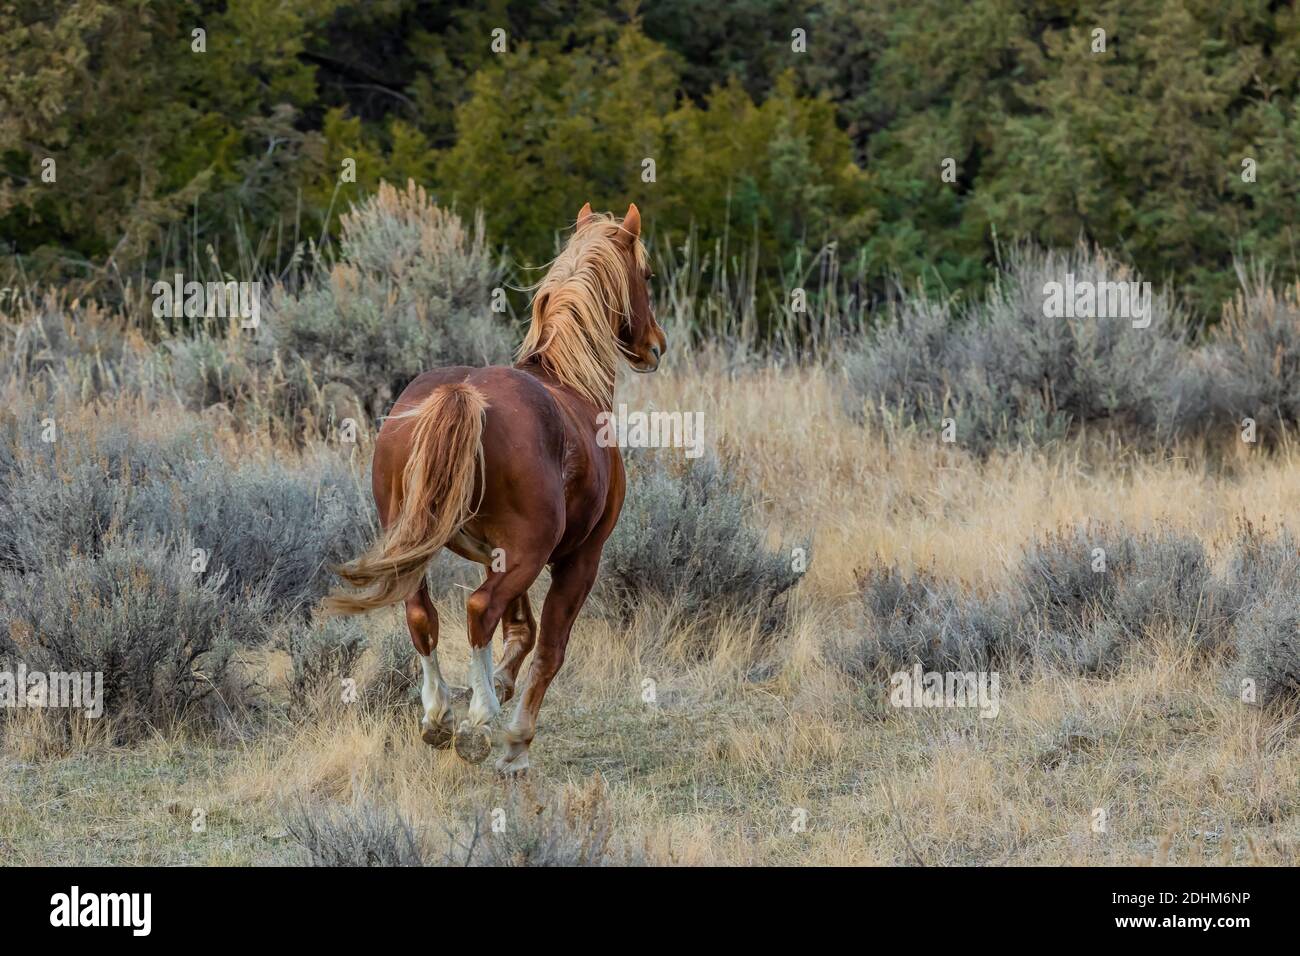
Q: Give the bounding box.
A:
[324,380,489,614]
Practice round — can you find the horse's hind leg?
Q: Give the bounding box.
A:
[406,583,453,749]
[497,549,599,775]
[493,593,536,704]
[455,556,547,764]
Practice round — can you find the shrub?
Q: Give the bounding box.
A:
[0,420,198,573]
[597,452,805,638]
[282,778,629,867]
[129,452,373,616]
[0,540,267,733]
[1214,521,1300,708]
[0,296,157,400]
[1015,523,1216,672]
[1212,522,1300,623]
[282,798,425,867]
[359,622,418,712]
[0,415,371,618]
[1019,524,1202,624]
[454,777,624,867]
[1229,589,1300,708]
[841,522,1218,680]
[284,614,420,715]
[841,567,1013,675]
[843,245,1196,453]
[286,616,367,714]
[261,182,514,414]
[157,183,514,437]
[1204,274,1300,443]
[1105,529,1219,645]
[164,334,255,412]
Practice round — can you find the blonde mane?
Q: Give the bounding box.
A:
[516,213,646,409]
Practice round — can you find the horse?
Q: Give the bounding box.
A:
[325,202,666,774]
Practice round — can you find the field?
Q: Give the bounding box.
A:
[11,0,1300,884]
[3,274,1298,865]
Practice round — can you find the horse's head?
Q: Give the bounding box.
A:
[576,201,667,373]
[519,203,668,407]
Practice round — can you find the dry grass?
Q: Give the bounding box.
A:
[3,352,1299,865]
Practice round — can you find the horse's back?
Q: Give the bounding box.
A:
[377,365,611,559]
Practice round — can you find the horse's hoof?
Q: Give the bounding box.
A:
[454,721,492,764]
[420,713,454,749]
[495,751,530,777]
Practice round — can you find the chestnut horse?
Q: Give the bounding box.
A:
[326,203,665,773]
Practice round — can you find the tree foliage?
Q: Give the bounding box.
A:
[4,0,1300,318]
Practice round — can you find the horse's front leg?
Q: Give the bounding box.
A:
[497,550,599,775]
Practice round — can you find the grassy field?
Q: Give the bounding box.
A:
[4,350,1297,866]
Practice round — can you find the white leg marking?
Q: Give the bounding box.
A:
[419,650,451,726]
[506,659,536,742]
[466,642,499,726]
[496,662,536,773]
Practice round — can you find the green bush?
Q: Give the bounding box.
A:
[7,2,1300,323]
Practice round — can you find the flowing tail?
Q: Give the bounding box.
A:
[324,383,488,614]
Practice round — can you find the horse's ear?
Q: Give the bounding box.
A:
[576,202,594,228]
[620,203,641,246]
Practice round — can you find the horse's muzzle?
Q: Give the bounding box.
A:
[632,343,662,373]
